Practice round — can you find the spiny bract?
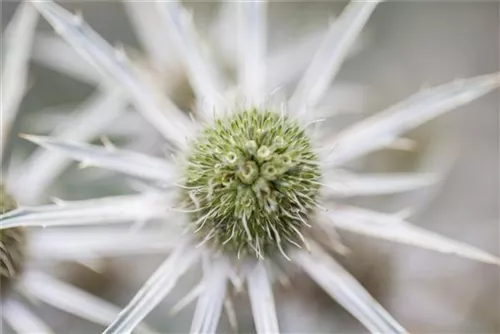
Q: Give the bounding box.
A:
[0,186,27,296]
[183,109,320,257]
[10,1,500,333]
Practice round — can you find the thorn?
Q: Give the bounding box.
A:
[388,137,417,151]
[394,207,415,220]
[335,243,351,256]
[51,197,66,206]
[73,10,83,25]
[100,135,116,151]
[78,161,93,169]
[18,133,36,141]
[114,44,128,62]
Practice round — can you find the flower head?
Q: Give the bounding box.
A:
[183,109,320,257]
[6,1,500,333]
[0,187,27,296]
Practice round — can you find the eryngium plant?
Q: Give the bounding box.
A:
[4,1,499,333]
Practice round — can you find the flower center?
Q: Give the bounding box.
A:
[1,185,27,297]
[183,109,320,258]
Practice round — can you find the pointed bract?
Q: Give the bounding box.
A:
[293,243,408,334]
[21,272,155,333]
[237,1,267,106]
[155,1,225,117]
[17,3,500,334]
[247,261,280,334]
[103,245,199,334]
[0,194,168,229]
[190,258,229,334]
[32,33,102,84]
[325,73,500,166]
[21,134,176,185]
[2,299,54,334]
[1,2,39,161]
[323,171,437,197]
[30,228,176,260]
[124,1,179,72]
[13,88,127,204]
[289,1,380,118]
[323,205,500,265]
[33,0,192,148]
[267,31,365,93]
[170,283,204,316]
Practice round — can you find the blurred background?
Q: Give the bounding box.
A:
[2,1,499,333]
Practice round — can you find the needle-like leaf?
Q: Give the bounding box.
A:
[293,243,407,334]
[324,73,500,166]
[323,205,500,265]
[289,1,380,117]
[0,193,168,229]
[21,134,175,185]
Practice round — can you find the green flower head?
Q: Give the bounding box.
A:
[183,109,320,257]
[0,186,26,296]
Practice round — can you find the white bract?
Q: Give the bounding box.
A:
[4,1,499,333]
[0,4,167,333]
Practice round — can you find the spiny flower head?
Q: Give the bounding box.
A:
[0,185,27,296]
[184,109,320,256]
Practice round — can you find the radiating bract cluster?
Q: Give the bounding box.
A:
[0,5,165,333]
[2,1,499,334]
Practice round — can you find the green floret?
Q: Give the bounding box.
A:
[182,109,320,258]
[1,185,27,296]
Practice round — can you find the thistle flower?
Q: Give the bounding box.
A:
[5,1,500,333]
